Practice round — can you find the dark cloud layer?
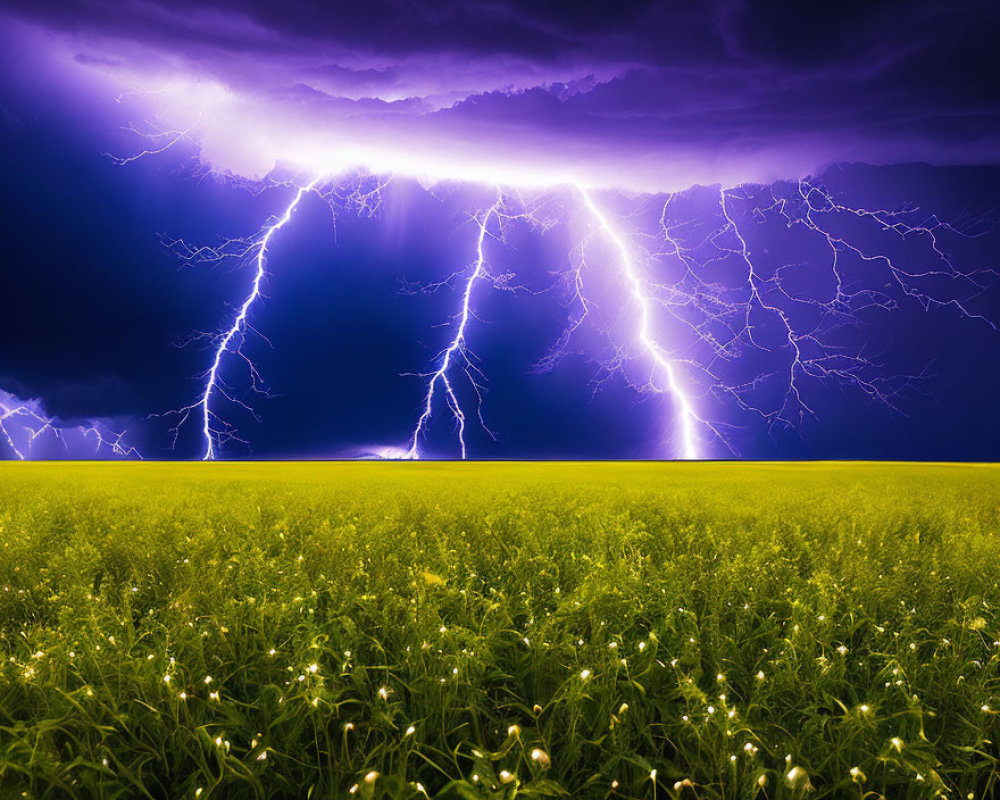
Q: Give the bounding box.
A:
[2,0,998,186]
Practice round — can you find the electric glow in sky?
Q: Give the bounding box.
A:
[0,2,997,460]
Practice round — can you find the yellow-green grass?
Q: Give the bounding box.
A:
[1,462,998,799]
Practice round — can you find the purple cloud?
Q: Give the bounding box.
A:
[0,0,997,188]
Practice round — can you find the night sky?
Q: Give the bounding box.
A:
[0,1,998,460]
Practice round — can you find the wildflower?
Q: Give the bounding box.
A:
[256,750,267,761]
[785,766,809,787]
[850,766,866,782]
[344,722,354,732]
[179,691,187,700]
[580,669,591,679]
[499,770,515,784]
[508,724,521,737]
[530,748,551,769]
[378,686,390,700]
[308,663,318,673]
[674,778,693,791]
[890,737,904,752]
[757,774,767,788]
[208,691,220,701]
[405,725,416,736]
[611,780,619,789]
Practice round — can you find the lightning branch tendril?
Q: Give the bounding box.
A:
[403,191,507,459]
[577,187,703,459]
[166,177,326,460]
[0,397,141,460]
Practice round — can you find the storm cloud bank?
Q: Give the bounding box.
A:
[2,0,998,189]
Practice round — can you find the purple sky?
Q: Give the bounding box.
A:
[2,0,998,190]
[0,2,998,460]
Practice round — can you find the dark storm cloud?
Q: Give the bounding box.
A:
[2,0,998,181]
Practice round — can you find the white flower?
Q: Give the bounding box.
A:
[785,766,808,785]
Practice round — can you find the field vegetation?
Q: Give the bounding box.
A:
[0,462,998,799]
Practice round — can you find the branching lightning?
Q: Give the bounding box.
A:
[68,120,996,461]
[0,395,141,460]
[165,177,325,459]
[403,191,506,459]
[577,187,703,459]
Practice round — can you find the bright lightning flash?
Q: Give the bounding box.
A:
[101,119,998,461]
[404,193,506,459]
[167,177,325,460]
[577,187,702,459]
[0,394,140,460]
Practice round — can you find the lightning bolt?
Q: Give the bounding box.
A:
[168,177,324,460]
[577,187,701,459]
[0,396,140,459]
[405,191,506,459]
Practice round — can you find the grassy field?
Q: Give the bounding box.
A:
[0,462,998,799]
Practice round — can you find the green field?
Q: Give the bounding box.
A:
[1,462,998,799]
